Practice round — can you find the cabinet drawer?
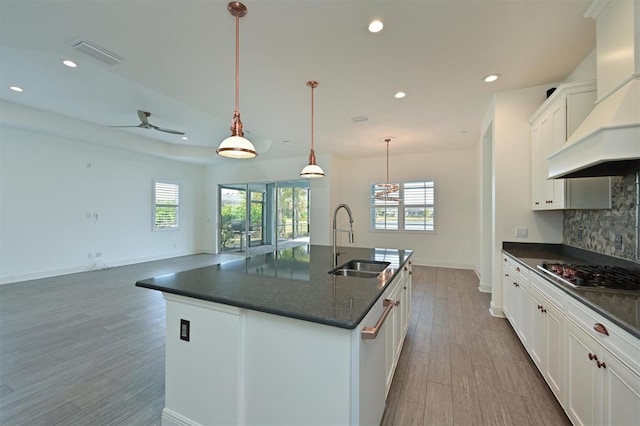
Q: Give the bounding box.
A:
[567,298,640,372]
[509,261,529,286]
[530,272,566,310]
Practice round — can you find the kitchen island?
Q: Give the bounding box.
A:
[136,244,413,426]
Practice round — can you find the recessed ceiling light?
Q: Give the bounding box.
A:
[63,59,77,68]
[368,20,383,33]
[483,74,500,83]
[181,136,188,141]
[10,86,23,92]
[394,91,406,99]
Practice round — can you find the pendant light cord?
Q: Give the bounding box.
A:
[386,138,390,184]
[235,12,240,114]
[311,83,315,152]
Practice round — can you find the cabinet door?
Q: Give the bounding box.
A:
[528,289,545,371]
[360,296,390,425]
[601,352,640,426]
[531,123,543,209]
[566,321,602,426]
[502,257,512,318]
[550,102,566,207]
[544,301,565,403]
[540,114,555,209]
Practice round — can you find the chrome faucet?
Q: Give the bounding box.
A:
[332,203,354,267]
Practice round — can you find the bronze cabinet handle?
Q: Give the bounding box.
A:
[594,323,609,336]
[588,352,598,361]
[537,304,543,310]
[597,360,607,369]
[361,299,394,339]
[515,267,521,272]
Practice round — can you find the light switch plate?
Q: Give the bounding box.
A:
[515,227,528,238]
[180,319,190,342]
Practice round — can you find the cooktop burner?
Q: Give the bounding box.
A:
[537,262,640,292]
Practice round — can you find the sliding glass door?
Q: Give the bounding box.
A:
[276,181,310,245]
[219,180,310,255]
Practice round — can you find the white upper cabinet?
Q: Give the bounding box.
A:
[529,80,611,210]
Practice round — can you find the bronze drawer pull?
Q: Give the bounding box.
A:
[597,360,607,369]
[594,323,609,336]
[361,299,394,340]
[588,352,598,361]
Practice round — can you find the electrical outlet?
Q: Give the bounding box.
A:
[515,227,528,238]
[88,252,93,259]
[578,228,584,241]
[614,234,623,250]
[180,319,190,342]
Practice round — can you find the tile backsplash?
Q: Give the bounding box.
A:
[564,173,639,262]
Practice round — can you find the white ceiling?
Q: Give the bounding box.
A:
[0,0,595,165]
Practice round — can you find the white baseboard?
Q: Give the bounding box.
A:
[410,259,475,270]
[489,300,505,318]
[0,250,203,285]
[162,408,201,426]
[478,281,492,293]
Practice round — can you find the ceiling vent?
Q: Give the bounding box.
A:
[70,39,125,65]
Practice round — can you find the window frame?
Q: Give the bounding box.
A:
[370,179,435,233]
[153,179,180,231]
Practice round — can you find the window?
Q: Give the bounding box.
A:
[371,180,435,231]
[154,181,179,230]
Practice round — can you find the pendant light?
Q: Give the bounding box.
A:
[375,138,400,201]
[300,80,325,178]
[216,2,257,159]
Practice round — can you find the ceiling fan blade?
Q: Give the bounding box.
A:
[137,110,150,125]
[152,125,185,135]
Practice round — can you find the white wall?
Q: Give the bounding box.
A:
[335,149,479,269]
[0,126,205,284]
[482,85,565,314]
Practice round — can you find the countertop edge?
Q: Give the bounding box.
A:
[502,248,640,339]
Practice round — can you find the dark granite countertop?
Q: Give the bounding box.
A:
[136,245,413,330]
[502,242,639,338]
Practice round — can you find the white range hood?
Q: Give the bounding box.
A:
[547,0,640,179]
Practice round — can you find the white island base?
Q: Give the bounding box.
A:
[160,266,411,426]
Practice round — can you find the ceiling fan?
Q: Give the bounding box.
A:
[111,110,185,135]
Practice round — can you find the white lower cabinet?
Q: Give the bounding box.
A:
[503,258,529,347]
[502,253,640,426]
[528,274,565,404]
[566,320,640,426]
[385,262,412,395]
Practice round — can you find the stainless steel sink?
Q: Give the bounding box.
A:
[328,259,390,278]
[330,269,381,278]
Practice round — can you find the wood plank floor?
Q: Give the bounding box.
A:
[0,256,570,425]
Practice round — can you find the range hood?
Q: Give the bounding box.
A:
[547,0,640,179]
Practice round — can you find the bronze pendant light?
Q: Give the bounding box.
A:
[300,80,325,178]
[375,138,400,201]
[216,2,257,159]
